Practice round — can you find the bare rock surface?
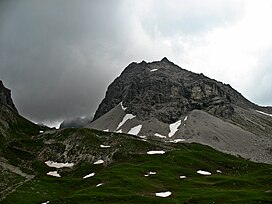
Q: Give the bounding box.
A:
[89,58,272,163]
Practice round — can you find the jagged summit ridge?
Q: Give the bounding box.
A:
[88,58,272,164]
[93,58,254,123]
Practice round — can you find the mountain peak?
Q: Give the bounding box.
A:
[88,58,272,164]
[161,57,170,62]
[93,59,255,123]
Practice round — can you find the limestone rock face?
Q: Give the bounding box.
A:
[93,58,256,123]
[0,81,17,113]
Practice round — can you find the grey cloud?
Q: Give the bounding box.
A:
[0,0,127,123]
[140,0,244,37]
[0,0,271,126]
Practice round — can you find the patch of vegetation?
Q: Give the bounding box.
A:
[2,134,271,204]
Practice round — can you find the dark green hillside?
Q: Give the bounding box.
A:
[1,128,271,204]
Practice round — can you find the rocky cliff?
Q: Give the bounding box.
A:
[93,57,258,123]
[0,81,17,112]
[89,58,272,163]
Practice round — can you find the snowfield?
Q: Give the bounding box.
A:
[83,172,95,179]
[197,170,211,175]
[168,120,181,137]
[117,114,136,130]
[147,150,165,155]
[128,124,142,135]
[100,144,110,148]
[45,161,74,168]
[120,101,127,110]
[155,191,172,197]
[154,133,166,138]
[145,171,157,176]
[96,183,103,187]
[169,139,185,143]
[47,171,61,177]
[256,110,272,117]
[94,159,104,165]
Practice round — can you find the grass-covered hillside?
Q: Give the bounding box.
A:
[1,127,271,204]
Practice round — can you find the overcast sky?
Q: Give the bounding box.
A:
[0,0,272,127]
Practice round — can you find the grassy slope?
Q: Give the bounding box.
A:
[1,127,271,204]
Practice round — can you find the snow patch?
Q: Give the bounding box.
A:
[83,172,95,179]
[117,114,136,130]
[39,130,44,133]
[145,171,156,177]
[100,144,110,148]
[139,135,147,139]
[45,161,74,168]
[103,129,109,132]
[41,201,50,204]
[96,183,103,187]
[168,120,182,137]
[150,69,158,72]
[256,110,272,117]
[179,175,186,179]
[216,170,222,173]
[94,159,104,165]
[47,171,61,177]
[128,124,142,135]
[155,191,172,198]
[120,102,127,110]
[116,129,123,133]
[197,170,211,175]
[147,150,165,155]
[184,116,188,121]
[154,133,166,138]
[169,139,185,143]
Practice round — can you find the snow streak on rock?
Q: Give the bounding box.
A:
[117,114,135,130]
[47,171,61,177]
[256,110,272,117]
[168,120,181,137]
[45,161,74,168]
[128,124,142,135]
[94,159,104,165]
[154,133,166,138]
[147,150,165,155]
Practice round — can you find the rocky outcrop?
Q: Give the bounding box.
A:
[0,81,17,113]
[89,58,272,164]
[93,57,256,123]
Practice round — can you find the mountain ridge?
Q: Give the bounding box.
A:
[88,58,272,164]
[93,57,265,123]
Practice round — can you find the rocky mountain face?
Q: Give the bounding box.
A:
[89,58,272,163]
[93,57,260,123]
[0,81,21,140]
[0,81,17,113]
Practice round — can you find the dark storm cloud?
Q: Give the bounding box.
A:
[0,0,271,127]
[0,0,128,125]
